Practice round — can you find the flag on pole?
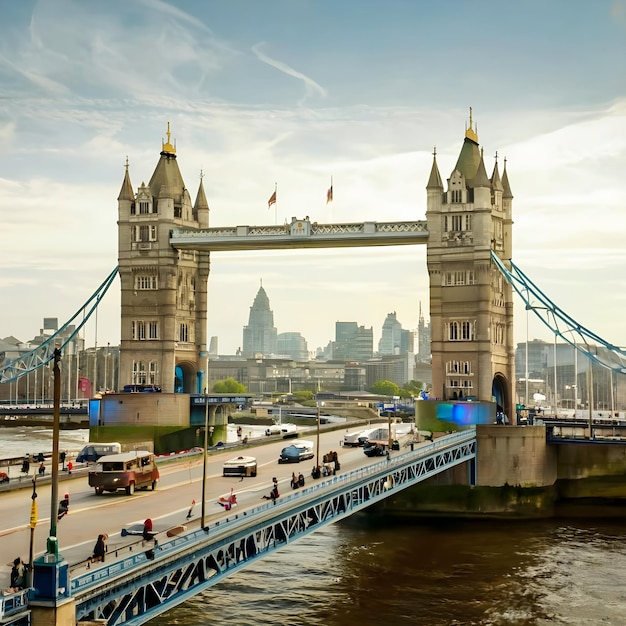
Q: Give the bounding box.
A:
[326,178,333,204]
[268,187,277,209]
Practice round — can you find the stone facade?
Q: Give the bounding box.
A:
[117,126,210,394]
[426,112,515,418]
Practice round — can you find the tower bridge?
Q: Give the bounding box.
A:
[3,114,626,626]
[114,112,515,419]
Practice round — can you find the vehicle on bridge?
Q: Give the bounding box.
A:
[342,427,382,447]
[223,455,258,477]
[122,384,162,393]
[76,442,122,463]
[265,423,298,438]
[88,450,159,495]
[278,440,314,464]
[363,441,387,457]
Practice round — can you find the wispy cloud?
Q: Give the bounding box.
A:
[251,42,327,104]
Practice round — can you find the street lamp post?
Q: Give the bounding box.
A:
[201,356,209,528]
[315,401,320,471]
[525,305,529,407]
[49,347,61,551]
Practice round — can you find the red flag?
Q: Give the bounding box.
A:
[326,184,333,204]
[268,190,277,209]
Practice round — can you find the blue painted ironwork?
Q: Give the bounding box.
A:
[491,251,626,374]
[0,588,31,626]
[0,267,119,384]
[71,430,476,626]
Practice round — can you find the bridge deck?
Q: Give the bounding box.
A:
[62,429,475,626]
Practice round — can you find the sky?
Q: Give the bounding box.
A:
[1,0,625,357]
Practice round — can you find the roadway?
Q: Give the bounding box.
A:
[0,426,408,589]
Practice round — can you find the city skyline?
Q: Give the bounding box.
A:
[1,1,625,355]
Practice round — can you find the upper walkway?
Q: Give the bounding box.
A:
[170,218,428,251]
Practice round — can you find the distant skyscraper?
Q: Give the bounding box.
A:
[378,312,404,355]
[417,302,431,362]
[277,332,309,361]
[208,336,218,356]
[334,321,373,361]
[242,282,277,357]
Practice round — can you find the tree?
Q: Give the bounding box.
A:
[403,380,425,395]
[369,380,401,397]
[213,377,247,393]
[293,390,313,402]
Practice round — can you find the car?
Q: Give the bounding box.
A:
[0,472,9,483]
[278,440,315,464]
[363,442,386,457]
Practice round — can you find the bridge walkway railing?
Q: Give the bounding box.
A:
[65,429,475,626]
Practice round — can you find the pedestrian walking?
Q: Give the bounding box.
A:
[10,557,28,591]
[91,534,107,563]
[38,462,45,476]
[57,493,70,520]
[67,459,73,475]
[143,518,155,541]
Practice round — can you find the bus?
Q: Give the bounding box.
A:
[222,455,258,477]
[88,451,159,495]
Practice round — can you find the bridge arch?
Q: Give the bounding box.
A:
[492,372,511,420]
[174,361,198,394]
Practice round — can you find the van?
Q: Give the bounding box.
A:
[278,440,314,464]
[223,455,258,477]
[76,442,122,463]
[88,450,159,495]
[342,427,381,447]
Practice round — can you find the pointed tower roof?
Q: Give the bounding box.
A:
[117,156,134,201]
[502,158,513,199]
[469,148,490,188]
[148,123,186,199]
[453,107,482,181]
[251,283,271,312]
[194,172,209,211]
[426,148,443,189]
[491,156,503,192]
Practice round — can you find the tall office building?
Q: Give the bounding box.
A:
[417,302,431,362]
[277,332,309,361]
[378,312,403,355]
[334,322,373,361]
[242,283,277,357]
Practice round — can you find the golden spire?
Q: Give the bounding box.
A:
[162,122,176,155]
[465,106,478,143]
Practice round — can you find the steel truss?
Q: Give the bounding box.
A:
[73,430,476,626]
[491,251,626,374]
[0,267,119,384]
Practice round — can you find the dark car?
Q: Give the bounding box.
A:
[363,442,386,457]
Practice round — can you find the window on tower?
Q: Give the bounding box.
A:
[447,320,475,341]
[179,323,189,343]
[135,275,158,290]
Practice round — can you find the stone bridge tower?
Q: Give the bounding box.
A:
[426,111,515,419]
[117,124,210,394]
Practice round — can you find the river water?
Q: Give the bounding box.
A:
[150,515,626,626]
[2,428,625,624]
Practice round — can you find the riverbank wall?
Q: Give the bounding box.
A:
[382,425,626,518]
